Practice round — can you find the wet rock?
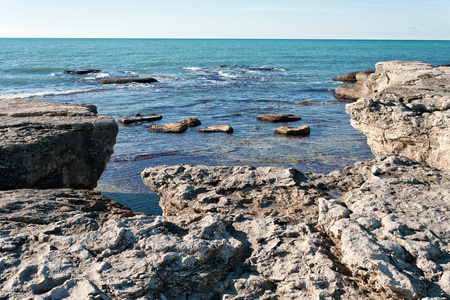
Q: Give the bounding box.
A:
[345,61,450,171]
[117,114,163,125]
[177,117,201,128]
[256,114,301,123]
[333,71,359,83]
[0,99,118,190]
[334,83,371,100]
[62,69,101,75]
[98,77,158,84]
[197,125,234,133]
[148,123,187,133]
[274,125,310,136]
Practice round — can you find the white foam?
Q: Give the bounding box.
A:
[182,67,203,71]
[0,87,111,99]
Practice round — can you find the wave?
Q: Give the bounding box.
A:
[0,87,112,99]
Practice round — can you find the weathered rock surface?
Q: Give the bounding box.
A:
[274,125,310,136]
[344,61,450,171]
[0,99,118,190]
[257,114,301,123]
[148,123,187,133]
[117,114,163,125]
[333,71,359,83]
[98,77,158,84]
[140,154,450,299]
[197,125,234,133]
[177,117,202,128]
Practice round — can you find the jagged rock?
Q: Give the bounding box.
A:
[98,77,158,84]
[177,117,201,128]
[257,114,301,123]
[0,99,118,190]
[62,69,101,75]
[344,61,450,171]
[197,125,234,133]
[274,125,310,136]
[117,114,162,125]
[148,123,187,133]
[334,82,371,100]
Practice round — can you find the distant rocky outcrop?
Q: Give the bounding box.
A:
[98,77,158,84]
[0,99,118,189]
[341,61,450,171]
[257,114,301,123]
[63,69,101,75]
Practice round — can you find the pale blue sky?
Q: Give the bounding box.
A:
[0,0,449,39]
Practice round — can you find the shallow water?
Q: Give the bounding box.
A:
[1,39,449,214]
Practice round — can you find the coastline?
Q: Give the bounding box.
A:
[1,61,449,299]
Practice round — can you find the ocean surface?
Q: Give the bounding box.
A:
[1,39,449,215]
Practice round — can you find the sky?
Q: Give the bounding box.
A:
[0,0,449,40]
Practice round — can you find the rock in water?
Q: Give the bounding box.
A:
[62,69,101,75]
[177,117,201,128]
[274,125,310,136]
[148,123,187,133]
[197,125,234,133]
[257,114,301,123]
[344,61,450,171]
[98,77,158,84]
[117,114,163,125]
[0,99,118,189]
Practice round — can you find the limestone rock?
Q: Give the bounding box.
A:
[274,125,310,136]
[117,114,163,125]
[340,61,450,171]
[256,114,301,123]
[334,83,371,100]
[148,123,187,133]
[197,125,234,133]
[0,99,118,190]
[333,71,359,83]
[98,77,158,84]
[177,117,201,128]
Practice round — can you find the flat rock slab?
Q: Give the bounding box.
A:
[197,125,234,133]
[257,114,301,123]
[117,114,162,125]
[274,125,310,136]
[98,77,158,84]
[148,123,187,133]
[0,99,118,190]
[62,69,101,75]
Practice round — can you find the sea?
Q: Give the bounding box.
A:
[1,39,449,215]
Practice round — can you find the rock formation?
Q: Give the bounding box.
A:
[62,69,101,75]
[98,77,158,84]
[342,61,450,171]
[148,123,187,133]
[177,117,202,128]
[117,114,163,125]
[0,99,117,190]
[274,125,310,136]
[257,114,301,123]
[197,125,234,133]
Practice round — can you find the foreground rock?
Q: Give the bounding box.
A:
[344,61,450,171]
[98,77,158,84]
[177,117,201,128]
[197,125,234,133]
[0,99,118,190]
[274,125,310,136]
[117,114,162,125]
[141,155,450,299]
[257,114,301,123]
[148,123,187,133]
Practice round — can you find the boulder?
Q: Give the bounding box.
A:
[333,71,359,83]
[177,117,201,128]
[98,77,158,84]
[274,125,310,136]
[0,99,118,190]
[148,123,187,133]
[117,114,162,125]
[62,69,101,75]
[344,61,450,171]
[256,114,301,123]
[197,125,234,133]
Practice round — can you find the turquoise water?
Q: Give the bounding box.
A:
[1,39,449,214]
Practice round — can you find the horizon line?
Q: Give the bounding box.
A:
[1,37,449,41]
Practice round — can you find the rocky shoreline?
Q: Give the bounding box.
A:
[1,61,449,299]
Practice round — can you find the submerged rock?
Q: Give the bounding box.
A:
[62,69,101,75]
[256,114,301,123]
[197,125,234,133]
[0,99,117,190]
[148,123,187,133]
[274,125,310,136]
[117,114,163,125]
[98,77,158,84]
